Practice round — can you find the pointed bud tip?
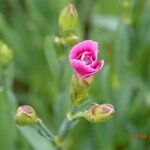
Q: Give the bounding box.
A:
[67,4,76,15]
[100,104,115,114]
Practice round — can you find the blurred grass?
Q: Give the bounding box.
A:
[0,0,150,150]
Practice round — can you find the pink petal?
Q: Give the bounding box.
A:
[71,59,95,77]
[91,59,104,70]
[69,40,98,60]
[84,60,104,77]
[71,59,104,78]
[80,51,96,62]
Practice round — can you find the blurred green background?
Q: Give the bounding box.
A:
[0,0,150,150]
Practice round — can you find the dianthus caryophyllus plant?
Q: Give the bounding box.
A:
[14,4,115,150]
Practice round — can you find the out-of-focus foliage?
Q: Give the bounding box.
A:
[0,0,150,150]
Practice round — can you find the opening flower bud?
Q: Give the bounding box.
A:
[59,4,78,36]
[69,40,104,78]
[15,105,37,126]
[85,103,115,123]
[69,40,104,106]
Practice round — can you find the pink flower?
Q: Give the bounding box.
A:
[69,40,104,78]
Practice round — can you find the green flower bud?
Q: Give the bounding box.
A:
[15,105,37,126]
[84,103,115,123]
[70,72,93,106]
[59,4,78,36]
[0,41,12,65]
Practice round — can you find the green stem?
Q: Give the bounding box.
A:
[67,111,85,121]
[58,106,83,140]
[58,118,72,140]
[56,117,78,150]
[36,118,54,143]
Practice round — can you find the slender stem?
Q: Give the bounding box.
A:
[58,118,72,140]
[36,118,54,142]
[67,111,85,121]
[58,106,80,140]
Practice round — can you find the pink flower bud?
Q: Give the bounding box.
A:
[85,103,115,123]
[15,105,37,126]
[69,40,104,78]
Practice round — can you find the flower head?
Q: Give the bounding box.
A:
[69,40,104,78]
